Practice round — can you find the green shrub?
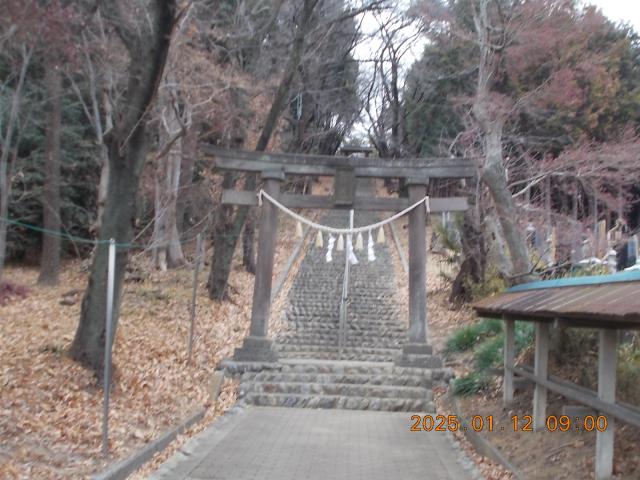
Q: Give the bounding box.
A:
[515,322,535,351]
[445,326,479,353]
[475,335,503,370]
[617,343,640,404]
[452,372,491,396]
[433,218,461,253]
[445,318,503,353]
[478,318,503,336]
[450,321,535,397]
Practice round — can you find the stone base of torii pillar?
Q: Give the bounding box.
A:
[232,336,279,363]
[395,343,442,368]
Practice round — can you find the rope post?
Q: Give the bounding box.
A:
[102,238,116,456]
[187,233,203,364]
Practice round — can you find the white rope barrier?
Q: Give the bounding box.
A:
[258,189,430,235]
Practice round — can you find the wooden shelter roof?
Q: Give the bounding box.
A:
[472,271,640,329]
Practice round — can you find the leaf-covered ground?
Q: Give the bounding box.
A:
[0,211,308,479]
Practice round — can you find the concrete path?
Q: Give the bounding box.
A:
[150,406,475,480]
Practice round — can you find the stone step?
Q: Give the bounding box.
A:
[244,381,432,400]
[277,332,406,343]
[280,328,406,339]
[275,344,400,355]
[287,307,397,313]
[293,278,395,284]
[289,296,397,304]
[243,393,435,412]
[250,371,432,388]
[286,312,403,322]
[287,307,400,316]
[292,283,396,290]
[277,341,402,351]
[283,320,406,331]
[292,290,396,297]
[292,286,396,292]
[283,323,405,332]
[275,360,452,382]
[276,350,397,362]
[277,338,402,349]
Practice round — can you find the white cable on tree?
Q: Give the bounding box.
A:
[257,190,430,234]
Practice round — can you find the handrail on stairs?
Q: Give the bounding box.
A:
[338,209,354,358]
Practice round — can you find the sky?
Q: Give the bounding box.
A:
[590,0,640,31]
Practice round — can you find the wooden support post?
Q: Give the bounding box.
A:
[533,322,549,430]
[596,329,617,480]
[396,177,440,368]
[232,169,284,362]
[503,318,515,405]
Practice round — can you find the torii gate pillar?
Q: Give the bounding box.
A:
[396,177,441,368]
[232,169,284,363]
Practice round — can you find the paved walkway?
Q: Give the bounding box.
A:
[150,407,475,480]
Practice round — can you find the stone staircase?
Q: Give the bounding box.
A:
[274,210,404,362]
[240,361,434,411]
[233,209,447,412]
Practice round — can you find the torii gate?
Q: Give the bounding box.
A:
[203,145,475,367]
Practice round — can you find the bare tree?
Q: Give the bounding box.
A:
[470,0,533,282]
[239,0,380,279]
[152,75,189,270]
[70,0,177,375]
[209,0,321,299]
[362,7,421,159]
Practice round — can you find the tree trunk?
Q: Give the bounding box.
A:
[95,67,114,234]
[70,0,176,375]
[0,47,31,282]
[208,0,319,299]
[208,172,238,300]
[449,209,486,304]
[152,80,185,270]
[70,156,141,371]
[480,126,532,282]
[152,164,166,269]
[38,64,63,285]
[177,122,197,231]
[96,146,109,233]
[472,0,533,284]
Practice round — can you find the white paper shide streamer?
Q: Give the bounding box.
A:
[367,230,376,262]
[326,234,335,263]
[346,233,358,265]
